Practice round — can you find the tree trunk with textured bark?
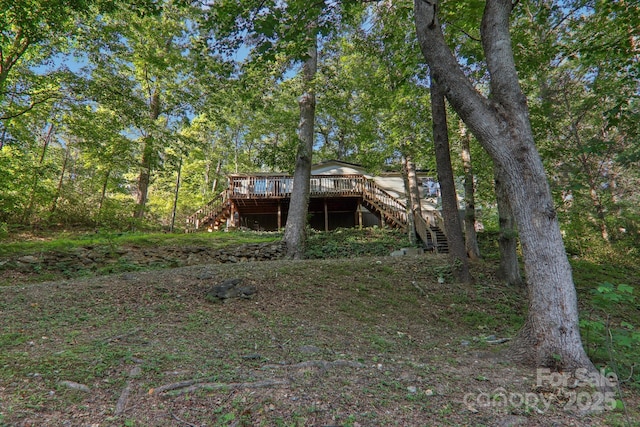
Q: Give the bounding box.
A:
[459,125,481,260]
[50,146,69,214]
[283,40,317,259]
[494,164,523,286]
[414,0,596,373]
[405,156,423,220]
[430,70,471,283]
[403,156,424,245]
[23,123,55,224]
[134,90,161,220]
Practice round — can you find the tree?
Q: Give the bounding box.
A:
[0,0,92,94]
[76,1,199,222]
[413,0,595,372]
[315,3,431,172]
[514,0,640,250]
[206,0,365,257]
[494,164,522,286]
[430,70,470,283]
[459,123,481,260]
[283,41,317,259]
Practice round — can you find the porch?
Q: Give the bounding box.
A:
[186,173,447,252]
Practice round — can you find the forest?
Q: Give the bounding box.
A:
[0,0,637,253]
[1,1,639,424]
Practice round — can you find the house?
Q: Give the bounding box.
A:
[185,160,447,251]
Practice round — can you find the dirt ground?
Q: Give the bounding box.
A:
[1,255,638,426]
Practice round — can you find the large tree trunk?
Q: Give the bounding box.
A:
[134,138,153,220]
[134,89,161,219]
[402,157,416,244]
[430,70,471,283]
[170,157,182,233]
[98,169,111,219]
[283,40,317,259]
[23,123,55,224]
[414,0,595,373]
[50,146,69,215]
[459,124,481,260]
[405,155,423,220]
[494,164,523,286]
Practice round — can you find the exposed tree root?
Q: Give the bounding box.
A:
[114,381,132,415]
[151,379,290,396]
[115,361,143,415]
[170,411,201,427]
[104,328,142,343]
[151,379,201,394]
[262,359,365,371]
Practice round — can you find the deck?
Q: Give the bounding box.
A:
[186,173,447,251]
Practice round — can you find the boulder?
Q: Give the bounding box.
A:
[206,278,257,301]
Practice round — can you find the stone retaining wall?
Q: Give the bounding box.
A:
[2,242,286,273]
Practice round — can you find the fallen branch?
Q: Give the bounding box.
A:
[411,281,426,295]
[171,411,201,427]
[104,328,142,343]
[262,359,365,371]
[114,381,133,415]
[151,379,202,394]
[151,379,289,396]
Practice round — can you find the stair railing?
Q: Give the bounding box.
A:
[185,190,229,232]
[361,179,408,228]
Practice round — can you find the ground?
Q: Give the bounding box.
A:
[1,253,638,426]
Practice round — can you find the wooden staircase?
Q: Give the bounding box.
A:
[415,214,448,253]
[360,179,408,229]
[360,180,449,253]
[185,190,231,232]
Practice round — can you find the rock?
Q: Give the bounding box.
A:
[298,345,321,355]
[241,353,263,360]
[58,380,90,392]
[207,278,257,301]
[495,415,528,427]
[197,271,216,280]
[390,247,424,257]
[17,255,39,264]
[129,366,142,377]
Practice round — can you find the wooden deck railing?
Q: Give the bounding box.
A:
[228,174,364,198]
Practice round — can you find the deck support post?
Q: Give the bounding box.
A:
[357,201,363,229]
[278,202,282,230]
[324,199,329,231]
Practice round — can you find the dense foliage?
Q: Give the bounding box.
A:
[0,0,637,260]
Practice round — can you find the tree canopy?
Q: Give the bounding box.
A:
[0,0,636,258]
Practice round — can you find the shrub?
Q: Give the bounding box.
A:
[581,282,640,388]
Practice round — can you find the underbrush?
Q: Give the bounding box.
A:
[305,227,414,259]
[0,229,281,258]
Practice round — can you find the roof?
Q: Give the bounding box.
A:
[311,160,369,176]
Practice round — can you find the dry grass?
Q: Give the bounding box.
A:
[1,254,638,426]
